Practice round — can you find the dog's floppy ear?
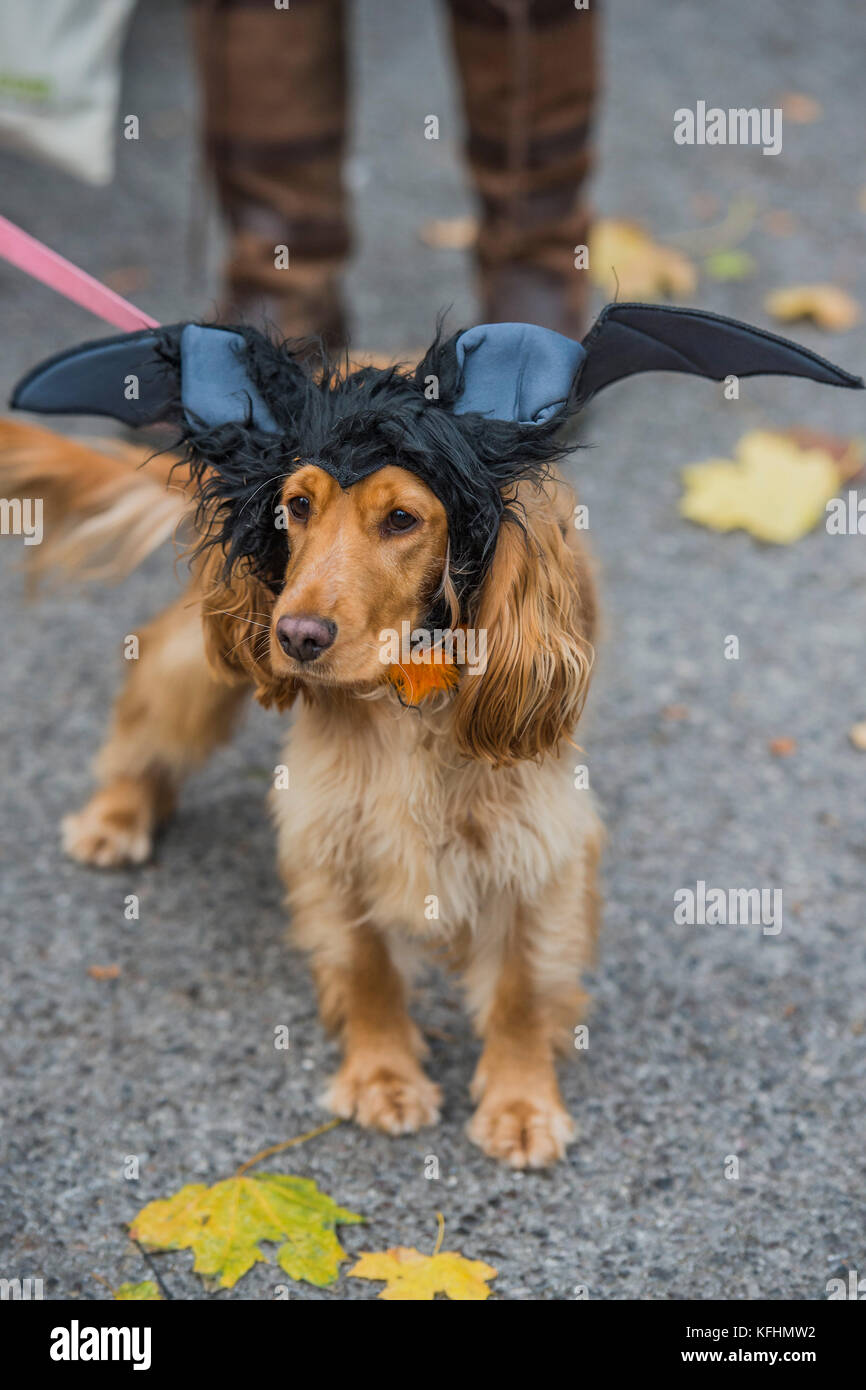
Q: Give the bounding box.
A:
[10,324,280,431]
[451,303,862,423]
[452,478,594,767]
[198,548,297,712]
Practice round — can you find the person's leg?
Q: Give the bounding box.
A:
[189,0,350,349]
[445,0,599,338]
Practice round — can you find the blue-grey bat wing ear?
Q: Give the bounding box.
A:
[178,325,277,431]
[10,324,279,431]
[450,304,862,425]
[575,302,864,403]
[10,327,178,425]
[452,322,587,424]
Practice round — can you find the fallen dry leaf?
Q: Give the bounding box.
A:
[769,737,797,757]
[103,266,149,296]
[848,721,866,751]
[589,219,696,300]
[690,193,720,221]
[669,196,757,258]
[130,1173,362,1289]
[115,1280,161,1300]
[418,216,478,250]
[348,1245,497,1300]
[423,1025,458,1043]
[783,429,865,483]
[703,248,756,281]
[87,964,121,980]
[661,704,690,722]
[778,92,823,123]
[680,430,841,544]
[764,284,860,332]
[762,209,797,238]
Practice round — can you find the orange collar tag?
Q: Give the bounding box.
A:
[385,658,460,706]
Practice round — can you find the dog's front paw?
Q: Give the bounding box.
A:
[322,1057,442,1135]
[61,786,154,868]
[468,1092,576,1169]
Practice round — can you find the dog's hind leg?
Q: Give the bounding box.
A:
[62,588,248,867]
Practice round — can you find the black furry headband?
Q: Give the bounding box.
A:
[11,304,862,609]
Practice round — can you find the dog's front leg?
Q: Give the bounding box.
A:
[288,875,441,1135]
[465,853,599,1168]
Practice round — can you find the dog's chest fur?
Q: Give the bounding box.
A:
[271,692,592,941]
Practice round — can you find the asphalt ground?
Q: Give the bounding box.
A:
[0,0,864,1300]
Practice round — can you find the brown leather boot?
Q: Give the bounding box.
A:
[190,0,350,351]
[446,0,599,340]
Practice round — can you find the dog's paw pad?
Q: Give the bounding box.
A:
[61,802,152,868]
[322,1063,441,1135]
[468,1095,576,1169]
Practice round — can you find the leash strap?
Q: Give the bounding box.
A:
[0,214,159,332]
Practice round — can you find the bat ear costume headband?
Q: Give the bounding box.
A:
[11,302,862,633]
[12,301,861,425]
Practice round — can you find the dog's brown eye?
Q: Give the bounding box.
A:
[288,496,310,521]
[385,509,417,534]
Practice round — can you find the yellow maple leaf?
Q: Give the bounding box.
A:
[114,1280,162,1300]
[783,428,864,482]
[764,284,860,332]
[680,430,841,544]
[349,1245,498,1300]
[589,219,696,300]
[130,1173,363,1289]
[849,722,866,751]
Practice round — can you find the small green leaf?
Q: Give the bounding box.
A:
[115,1280,162,1301]
[703,249,756,281]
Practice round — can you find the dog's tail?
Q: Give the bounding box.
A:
[0,420,195,586]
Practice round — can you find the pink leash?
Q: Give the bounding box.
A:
[0,214,159,332]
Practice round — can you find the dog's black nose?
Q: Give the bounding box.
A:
[276,614,337,663]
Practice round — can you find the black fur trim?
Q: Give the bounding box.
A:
[157,323,579,616]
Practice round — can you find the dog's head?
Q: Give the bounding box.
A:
[189,334,595,765]
[13,304,860,763]
[203,455,452,698]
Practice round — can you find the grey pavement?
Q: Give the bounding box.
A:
[1,0,864,1300]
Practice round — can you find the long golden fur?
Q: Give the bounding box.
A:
[1,417,602,1168]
